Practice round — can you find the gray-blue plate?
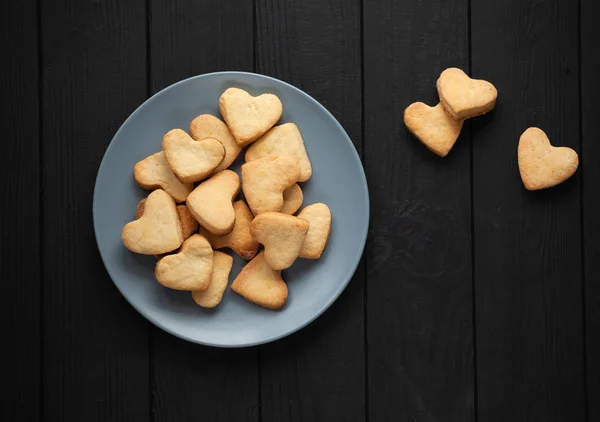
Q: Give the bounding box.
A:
[93,72,369,347]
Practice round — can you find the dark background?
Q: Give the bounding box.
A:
[2,0,598,421]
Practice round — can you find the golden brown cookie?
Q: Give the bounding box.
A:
[241,155,300,215]
[249,212,309,270]
[189,114,242,173]
[137,199,198,240]
[162,129,225,183]
[219,87,283,147]
[245,123,312,182]
[231,251,288,310]
[199,200,259,260]
[186,170,240,235]
[191,251,233,308]
[133,151,193,203]
[517,127,579,191]
[404,102,464,157]
[154,234,213,291]
[436,68,497,120]
[122,189,183,255]
[297,203,332,259]
[280,184,303,215]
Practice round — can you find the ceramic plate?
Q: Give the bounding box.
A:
[93,72,369,347]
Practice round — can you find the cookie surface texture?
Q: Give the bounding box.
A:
[241,155,300,216]
[191,251,233,308]
[186,170,240,236]
[517,127,579,190]
[199,200,259,260]
[245,123,312,182]
[189,114,242,173]
[249,212,309,270]
[280,184,303,215]
[404,102,463,157]
[133,151,193,203]
[122,189,183,255]
[436,67,497,120]
[162,128,225,183]
[231,251,288,310]
[155,234,213,291]
[219,87,283,147]
[137,199,198,240]
[297,203,332,259]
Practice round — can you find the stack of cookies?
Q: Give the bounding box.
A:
[404,67,498,157]
[121,87,332,310]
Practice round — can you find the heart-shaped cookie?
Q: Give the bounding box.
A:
[249,212,309,270]
[219,87,283,147]
[241,155,300,216]
[280,184,303,215]
[162,129,225,183]
[517,127,579,191]
[192,251,233,308]
[122,189,183,255]
[245,123,312,181]
[137,199,198,241]
[133,151,193,203]
[404,102,464,157]
[297,203,332,259]
[436,68,497,120]
[199,200,259,260]
[186,170,240,235]
[189,114,242,174]
[155,234,213,291]
[231,251,288,310]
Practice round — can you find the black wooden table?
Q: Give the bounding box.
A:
[3,0,598,421]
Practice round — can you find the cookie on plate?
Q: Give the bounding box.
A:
[249,212,309,270]
[187,170,240,235]
[122,189,183,255]
[162,128,225,183]
[231,251,288,310]
[199,200,259,260]
[280,184,303,215]
[191,251,233,308]
[133,151,193,203]
[154,234,213,291]
[241,155,300,216]
[137,199,198,240]
[297,203,332,259]
[219,87,282,147]
[245,123,312,182]
[189,114,242,173]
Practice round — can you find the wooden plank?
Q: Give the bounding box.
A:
[41,1,150,420]
[148,1,259,421]
[581,0,600,419]
[363,0,474,420]
[254,0,365,420]
[471,0,586,420]
[0,1,40,421]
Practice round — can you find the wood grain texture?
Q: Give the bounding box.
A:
[471,0,585,421]
[581,0,600,419]
[148,1,258,421]
[152,330,260,422]
[255,0,365,420]
[41,1,150,420]
[149,0,254,92]
[363,0,474,420]
[0,1,40,421]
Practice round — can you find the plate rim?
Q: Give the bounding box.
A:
[93,71,370,347]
